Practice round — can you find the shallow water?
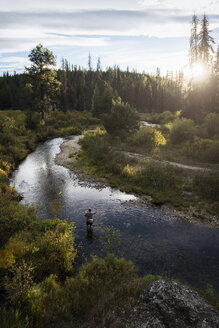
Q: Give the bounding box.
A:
[140,121,161,128]
[10,137,219,293]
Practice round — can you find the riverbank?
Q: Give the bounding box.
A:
[55,136,219,228]
[9,133,219,312]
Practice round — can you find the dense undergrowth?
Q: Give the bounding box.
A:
[0,110,218,327]
[77,128,219,218]
[140,111,219,165]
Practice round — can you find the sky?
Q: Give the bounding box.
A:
[0,0,219,75]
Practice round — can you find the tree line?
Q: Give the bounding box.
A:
[0,15,218,124]
[0,59,184,115]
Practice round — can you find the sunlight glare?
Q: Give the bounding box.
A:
[192,62,207,79]
[184,61,208,81]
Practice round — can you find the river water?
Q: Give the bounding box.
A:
[10,137,219,293]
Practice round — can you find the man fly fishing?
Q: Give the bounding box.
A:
[84,207,98,229]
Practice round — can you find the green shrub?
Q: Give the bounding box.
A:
[140,110,180,124]
[63,254,137,319]
[137,162,182,192]
[80,132,112,165]
[59,125,82,136]
[130,126,166,150]
[31,222,76,280]
[170,118,195,144]
[203,113,219,138]
[159,110,177,124]
[180,137,219,164]
[0,308,29,328]
[4,260,34,306]
[0,200,38,247]
[193,171,219,201]
[199,284,219,309]
[46,110,99,130]
[103,98,139,136]
[25,275,67,327]
[204,140,219,163]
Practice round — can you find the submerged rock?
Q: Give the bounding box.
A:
[119,280,219,328]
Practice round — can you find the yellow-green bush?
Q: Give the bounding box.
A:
[32,222,76,280]
[169,118,195,144]
[130,126,166,150]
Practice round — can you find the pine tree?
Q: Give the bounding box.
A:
[88,53,92,71]
[102,82,113,114]
[92,84,102,117]
[189,14,199,66]
[214,46,219,75]
[25,44,61,119]
[199,14,215,67]
[97,57,101,71]
[215,46,219,113]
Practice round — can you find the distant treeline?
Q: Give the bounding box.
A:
[0,65,184,114]
[0,59,218,124]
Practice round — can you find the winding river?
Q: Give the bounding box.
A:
[10,136,219,293]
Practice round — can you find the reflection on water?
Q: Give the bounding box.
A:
[10,137,219,294]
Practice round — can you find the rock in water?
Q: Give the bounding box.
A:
[119,280,219,328]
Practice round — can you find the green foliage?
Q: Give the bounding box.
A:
[134,162,183,203]
[141,110,180,124]
[199,284,219,309]
[0,200,38,247]
[204,140,219,163]
[25,275,67,327]
[199,15,215,65]
[101,226,121,256]
[169,118,196,144]
[59,126,82,136]
[1,255,160,328]
[0,308,29,328]
[179,137,219,164]
[80,132,112,164]
[0,249,15,269]
[130,126,166,150]
[142,274,163,287]
[193,171,219,201]
[79,132,184,205]
[4,260,35,306]
[103,98,139,136]
[203,113,219,137]
[26,44,61,119]
[32,222,76,280]
[63,254,137,321]
[92,82,113,117]
[0,110,35,164]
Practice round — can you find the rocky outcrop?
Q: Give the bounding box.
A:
[118,280,219,328]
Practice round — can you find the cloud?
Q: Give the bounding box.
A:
[0,1,218,74]
[1,1,141,12]
[0,9,199,39]
[1,9,218,38]
[140,0,219,14]
[0,27,110,54]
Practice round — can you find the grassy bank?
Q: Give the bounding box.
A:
[139,112,219,168]
[73,130,219,224]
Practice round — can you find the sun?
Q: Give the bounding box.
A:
[183,61,208,81]
[192,62,207,79]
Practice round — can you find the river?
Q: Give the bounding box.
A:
[10,136,219,293]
